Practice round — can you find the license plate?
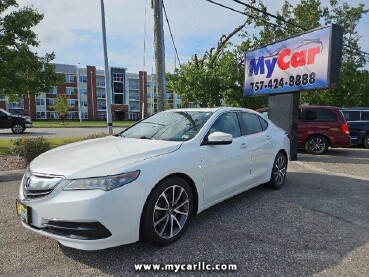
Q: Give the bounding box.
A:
[16,200,31,224]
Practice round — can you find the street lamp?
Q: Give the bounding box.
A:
[100,0,113,134]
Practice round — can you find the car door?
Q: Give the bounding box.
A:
[201,112,251,205]
[238,112,274,184]
[0,110,11,128]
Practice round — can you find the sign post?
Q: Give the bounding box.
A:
[244,25,343,160]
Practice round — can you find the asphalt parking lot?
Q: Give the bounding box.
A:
[0,127,114,138]
[1,148,368,276]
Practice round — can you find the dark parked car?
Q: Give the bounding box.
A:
[257,105,351,154]
[0,108,33,134]
[340,107,369,148]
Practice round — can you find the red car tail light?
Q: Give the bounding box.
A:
[341,123,349,134]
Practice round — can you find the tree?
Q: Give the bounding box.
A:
[53,94,69,124]
[0,0,61,102]
[168,0,368,109]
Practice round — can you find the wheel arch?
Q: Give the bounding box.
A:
[304,133,331,147]
[139,172,199,239]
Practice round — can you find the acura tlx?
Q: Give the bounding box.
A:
[16,107,290,250]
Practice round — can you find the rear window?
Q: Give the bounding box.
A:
[302,108,338,122]
[342,111,360,121]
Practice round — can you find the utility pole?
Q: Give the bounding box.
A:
[152,0,166,112]
[100,0,113,134]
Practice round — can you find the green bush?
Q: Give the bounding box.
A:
[11,137,51,162]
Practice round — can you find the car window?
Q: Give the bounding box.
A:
[342,111,360,121]
[361,111,369,121]
[208,112,241,138]
[238,112,264,135]
[259,117,268,131]
[302,108,337,122]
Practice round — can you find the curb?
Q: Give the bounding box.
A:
[0,169,25,182]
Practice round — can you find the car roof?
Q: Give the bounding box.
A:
[340,107,369,111]
[168,107,258,113]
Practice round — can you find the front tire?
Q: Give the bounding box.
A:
[140,176,193,246]
[268,152,287,189]
[11,122,25,134]
[364,134,369,149]
[305,135,329,154]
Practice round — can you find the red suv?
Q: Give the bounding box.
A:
[299,106,351,154]
[257,106,351,154]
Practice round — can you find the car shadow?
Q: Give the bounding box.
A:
[59,171,369,276]
[298,148,369,165]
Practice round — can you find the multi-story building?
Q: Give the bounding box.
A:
[1,63,181,121]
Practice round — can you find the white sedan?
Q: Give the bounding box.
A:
[16,108,290,250]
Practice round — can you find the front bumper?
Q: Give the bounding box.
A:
[25,123,33,128]
[17,180,146,250]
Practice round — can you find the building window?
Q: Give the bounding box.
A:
[67,112,78,119]
[36,98,45,106]
[48,112,59,120]
[36,112,46,119]
[96,81,105,87]
[50,86,58,94]
[113,73,124,82]
[96,91,106,98]
[47,99,55,106]
[114,94,124,105]
[113,82,124,93]
[79,75,87,83]
[66,87,75,95]
[81,100,88,107]
[65,74,75,83]
[82,112,88,119]
[68,99,77,107]
[80,88,87,95]
[97,101,106,110]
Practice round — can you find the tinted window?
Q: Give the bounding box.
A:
[208,112,241,138]
[238,112,263,135]
[361,111,369,121]
[342,111,360,121]
[302,108,337,122]
[259,117,268,130]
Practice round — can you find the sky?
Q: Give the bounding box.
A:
[16,0,369,73]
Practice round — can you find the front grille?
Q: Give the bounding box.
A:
[40,219,112,240]
[22,172,63,200]
[24,189,54,199]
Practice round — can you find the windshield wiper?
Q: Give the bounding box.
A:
[140,136,153,140]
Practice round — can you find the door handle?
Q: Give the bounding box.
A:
[266,135,272,140]
[240,143,248,149]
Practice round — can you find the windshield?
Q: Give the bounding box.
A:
[0,108,11,116]
[120,111,214,141]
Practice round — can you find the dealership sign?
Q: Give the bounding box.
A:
[244,25,343,96]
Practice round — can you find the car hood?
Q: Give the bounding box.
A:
[30,136,182,179]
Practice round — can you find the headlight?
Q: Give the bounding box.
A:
[63,171,140,191]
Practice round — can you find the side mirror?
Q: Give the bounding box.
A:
[202,131,233,145]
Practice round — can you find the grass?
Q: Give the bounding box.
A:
[0,137,82,156]
[32,120,135,128]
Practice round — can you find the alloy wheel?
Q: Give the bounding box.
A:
[274,155,286,186]
[153,185,189,239]
[308,137,326,154]
[12,124,24,134]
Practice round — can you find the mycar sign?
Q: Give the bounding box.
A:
[244,25,343,96]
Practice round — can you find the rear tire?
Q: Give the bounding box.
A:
[267,152,287,189]
[364,134,369,149]
[11,122,25,134]
[305,135,329,154]
[140,176,193,246]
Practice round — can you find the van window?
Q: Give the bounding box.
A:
[362,111,369,121]
[302,108,337,122]
[342,111,360,121]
